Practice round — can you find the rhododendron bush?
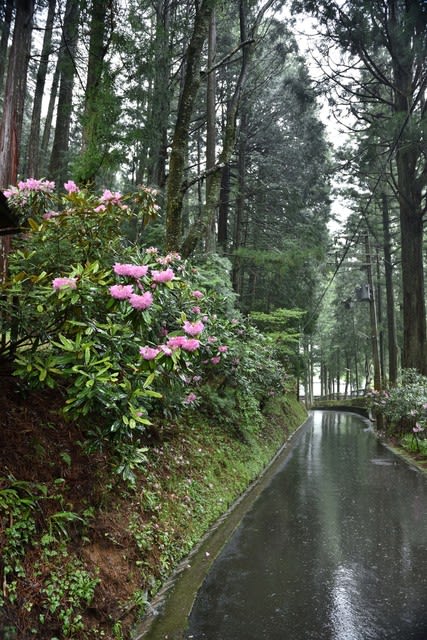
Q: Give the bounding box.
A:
[1,180,288,478]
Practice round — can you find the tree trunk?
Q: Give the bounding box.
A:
[40,61,60,175]
[181,0,278,258]
[390,0,427,373]
[399,202,426,372]
[165,0,217,252]
[26,0,56,178]
[381,192,398,383]
[0,0,14,101]
[205,9,217,252]
[146,0,171,188]
[232,106,247,293]
[0,0,34,189]
[217,163,230,252]
[365,233,382,391]
[77,0,110,184]
[48,0,81,188]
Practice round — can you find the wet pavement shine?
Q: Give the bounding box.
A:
[185,411,427,639]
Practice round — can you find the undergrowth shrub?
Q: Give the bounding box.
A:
[1,179,290,482]
[368,369,427,443]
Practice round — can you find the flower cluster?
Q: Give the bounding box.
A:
[52,277,77,290]
[64,180,79,193]
[104,252,235,408]
[4,178,55,197]
[107,260,177,312]
[4,178,56,215]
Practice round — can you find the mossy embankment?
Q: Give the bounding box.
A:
[0,379,306,640]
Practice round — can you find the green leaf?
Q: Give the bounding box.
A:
[144,372,155,388]
[56,334,76,351]
[28,218,40,231]
[144,390,162,398]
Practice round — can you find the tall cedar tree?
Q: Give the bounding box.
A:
[165,0,217,252]
[0,0,34,189]
[294,0,427,373]
[48,0,81,187]
[26,0,56,177]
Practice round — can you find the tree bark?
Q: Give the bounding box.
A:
[217,162,230,252]
[165,0,217,252]
[0,0,34,189]
[205,8,217,252]
[146,0,172,188]
[399,198,426,372]
[0,0,14,101]
[26,0,56,178]
[390,0,427,373]
[48,0,81,188]
[231,106,247,294]
[40,61,60,175]
[381,192,398,384]
[77,0,111,184]
[365,233,382,391]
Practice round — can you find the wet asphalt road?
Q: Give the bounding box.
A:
[186,411,427,640]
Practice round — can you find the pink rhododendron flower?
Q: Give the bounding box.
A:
[218,345,228,353]
[94,204,106,212]
[191,306,201,314]
[151,268,174,283]
[52,277,77,290]
[64,180,79,193]
[191,290,204,299]
[139,346,160,360]
[18,178,55,192]
[157,252,181,265]
[129,291,153,310]
[166,336,199,351]
[159,345,172,356]
[100,189,122,204]
[183,392,197,405]
[145,246,158,254]
[166,336,186,349]
[183,320,204,336]
[6,179,55,203]
[109,284,134,299]
[208,336,217,343]
[181,338,200,352]
[113,263,148,278]
[211,356,221,365]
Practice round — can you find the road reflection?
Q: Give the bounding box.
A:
[186,411,427,640]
